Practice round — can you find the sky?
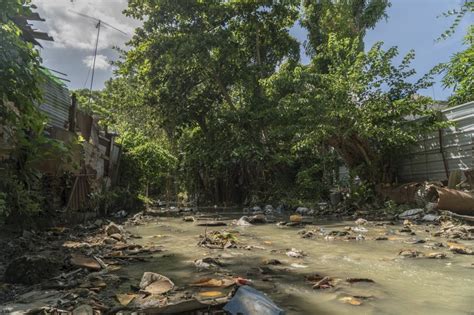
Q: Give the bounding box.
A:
[32,0,472,101]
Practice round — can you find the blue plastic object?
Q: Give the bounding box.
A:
[223,285,285,315]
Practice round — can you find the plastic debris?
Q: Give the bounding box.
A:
[223,285,285,315]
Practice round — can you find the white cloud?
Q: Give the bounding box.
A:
[82,54,111,70]
[31,0,141,50]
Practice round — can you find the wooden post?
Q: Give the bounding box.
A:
[69,93,77,132]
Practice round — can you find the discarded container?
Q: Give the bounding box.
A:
[223,285,285,315]
[289,215,302,223]
[431,187,474,215]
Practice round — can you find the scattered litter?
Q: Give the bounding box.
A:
[355,218,368,225]
[139,272,174,295]
[286,248,306,258]
[190,278,235,288]
[339,296,362,306]
[116,293,137,306]
[223,285,284,315]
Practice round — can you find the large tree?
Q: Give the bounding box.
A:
[122,0,302,203]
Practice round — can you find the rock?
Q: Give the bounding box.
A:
[295,207,310,215]
[72,304,93,315]
[398,249,423,258]
[399,227,412,233]
[103,237,118,245]
[105,222,123,236]
[4,255,58,285]
[264,205,274,215]
[286,248,305,258]
[355,218,368,225]
[449,247,474,255]
[301,230,316,238]
[93,219,104,227]
[346,278,374,284]
[70,254,101,271]
[139,272,174,295]
[110,233,123,241]
[263,259,282,265]
[422,214,440,222]
[113,210,128,218]
[352,227,368,233]
[194,257,223,269]
[251,206,262,213]
[398,208,424,219]
[235,216,252,226]
[183,216,195,222]
[312,276,332,289]
[426,252,447,259]
[248,214,266,224]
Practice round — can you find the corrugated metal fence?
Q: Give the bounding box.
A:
[39,78,71,129]
[397,101,474,182]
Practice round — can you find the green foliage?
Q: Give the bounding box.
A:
[0,1,71,223]
[265,34,441,184]
[437,1,473,41]
[84,0,471,207]
[89,187,144,215]
[441,26,474,105]
[74,75,177,198]
[0,0,44,130]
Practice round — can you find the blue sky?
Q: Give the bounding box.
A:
[34,0,472,101]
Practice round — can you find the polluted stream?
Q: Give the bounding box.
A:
[116,213,474,315]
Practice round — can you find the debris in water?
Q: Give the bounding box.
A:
[346,278,375,284]
[190,277,235,288]
[286,248,306,258]
[139,272,174,295]
[116,293,137,306]
[223,285,284,315]
[339,296,363,306]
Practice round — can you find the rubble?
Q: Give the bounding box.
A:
[235,216,252,226]
[398,208,424,220]
[105,222,124,236]
[70,254,102,271]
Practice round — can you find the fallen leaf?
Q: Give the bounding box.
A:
[70,254,101,271]
[339,296,362,306]
[198,291,225,298]
[145,280,174,294]
[116,293,137,306]
[190,278,234,288]
[447,242,466,250]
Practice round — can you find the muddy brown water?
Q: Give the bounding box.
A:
[120,215,474,315]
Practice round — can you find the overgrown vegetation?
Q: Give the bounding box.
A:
[79,0,456,207]
[3,0,472,217]
[0,1,69,224]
